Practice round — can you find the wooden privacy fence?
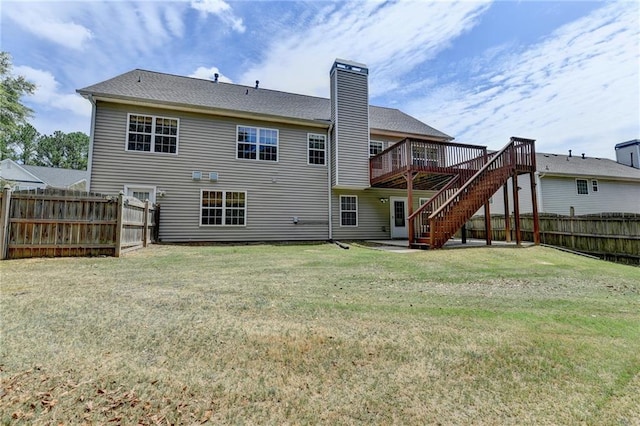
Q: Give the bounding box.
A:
[465,213,640,264]
[0,187,159,260]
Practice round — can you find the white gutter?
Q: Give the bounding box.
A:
[86,95,97,191]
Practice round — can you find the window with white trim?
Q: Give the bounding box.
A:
[576,179,588,195]
[237,126,278,161]
[125,185,156,204]
[201,190,246,226]
[412,145,438,166]
[369,140,385,157]
[591,180,598,193]
[127,114,178,154]
[340,195,358,227]
[419,198,430,206]
[308,133,326,165]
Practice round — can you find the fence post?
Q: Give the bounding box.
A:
[0,185,12,260]
[114,191,124,257]
[143,200,149,247]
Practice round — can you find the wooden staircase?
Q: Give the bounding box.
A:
[408,137,536,249]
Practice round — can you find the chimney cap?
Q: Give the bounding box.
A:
[331,59,369,75]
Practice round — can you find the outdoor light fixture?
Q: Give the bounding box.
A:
[379,198,389,203]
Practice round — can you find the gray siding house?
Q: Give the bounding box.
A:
[479,151,640,216]
[78,59,458,243]
[0,159,88,191]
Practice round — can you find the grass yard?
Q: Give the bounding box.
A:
[1,243,639,425]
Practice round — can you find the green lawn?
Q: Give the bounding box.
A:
[1,243,639,425]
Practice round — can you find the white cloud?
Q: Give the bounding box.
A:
[237,1,492,97]
[5,4,93,50]
[190,0,245,33]
[14,66,91,118]
[407,1,640,159]
[189,66,233,83]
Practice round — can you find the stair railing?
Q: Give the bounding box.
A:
[427,137,535,248]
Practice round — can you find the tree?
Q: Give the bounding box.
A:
[0,52,36,146]
[7,123,40,164]
[36,131,89,170]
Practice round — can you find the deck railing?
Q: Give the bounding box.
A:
[425,137,536,248]
[370,138,487,186]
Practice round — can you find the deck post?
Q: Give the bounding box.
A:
[406,140,414,247]
[512,173,521,246]
[503,182,511,242]
[530,172,540,245]
[484,201,492,245]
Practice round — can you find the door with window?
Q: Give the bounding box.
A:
[390,197,408,239]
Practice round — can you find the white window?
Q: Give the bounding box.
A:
[370,140,385,157]
[412,145,438,166]
[419,198,430,206]
[308,133,326,165]
[340,195,358,227]
[201,190,246,226]
[591,180,598,193]
[125,185,156,204]
[126,114,179,154]
[237,126,278,161]
[576,179,589,195]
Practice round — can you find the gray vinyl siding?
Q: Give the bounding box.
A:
[331,68,370,188]
[540,177,640,215]
[480,174,640,215]
[90,102,329,242]
[331,188,437,240]
[616,143,640,169]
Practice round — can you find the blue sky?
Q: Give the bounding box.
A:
[2,0,638,159]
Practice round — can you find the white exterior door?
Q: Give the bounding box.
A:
[390,197,408,239]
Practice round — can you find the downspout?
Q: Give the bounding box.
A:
[86,94,97,191]
[327,123,333,240]
[535,171,544,213]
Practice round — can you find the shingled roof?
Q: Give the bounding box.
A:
[537,152,640,181]
[77,69,452,140]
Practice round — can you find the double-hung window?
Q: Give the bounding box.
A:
[369,140,385,157]
[576,179,589,195]
[201,190,246,226]
[308,134,326,165]
[340,195,358,227]
[237,126,278,161]
[127,114,178,154]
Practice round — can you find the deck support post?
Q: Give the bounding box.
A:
[484,201,492,246]
[503,182,511,242]
[406,140,414,247]
[512,173,522,246]
[530,172,540,245]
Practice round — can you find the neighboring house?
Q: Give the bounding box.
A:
[0,159,88,191]
[479,151,640,216]
[77,58,534,245]
[615,139,640,169]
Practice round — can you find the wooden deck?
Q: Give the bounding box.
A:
[369,137,539,249]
